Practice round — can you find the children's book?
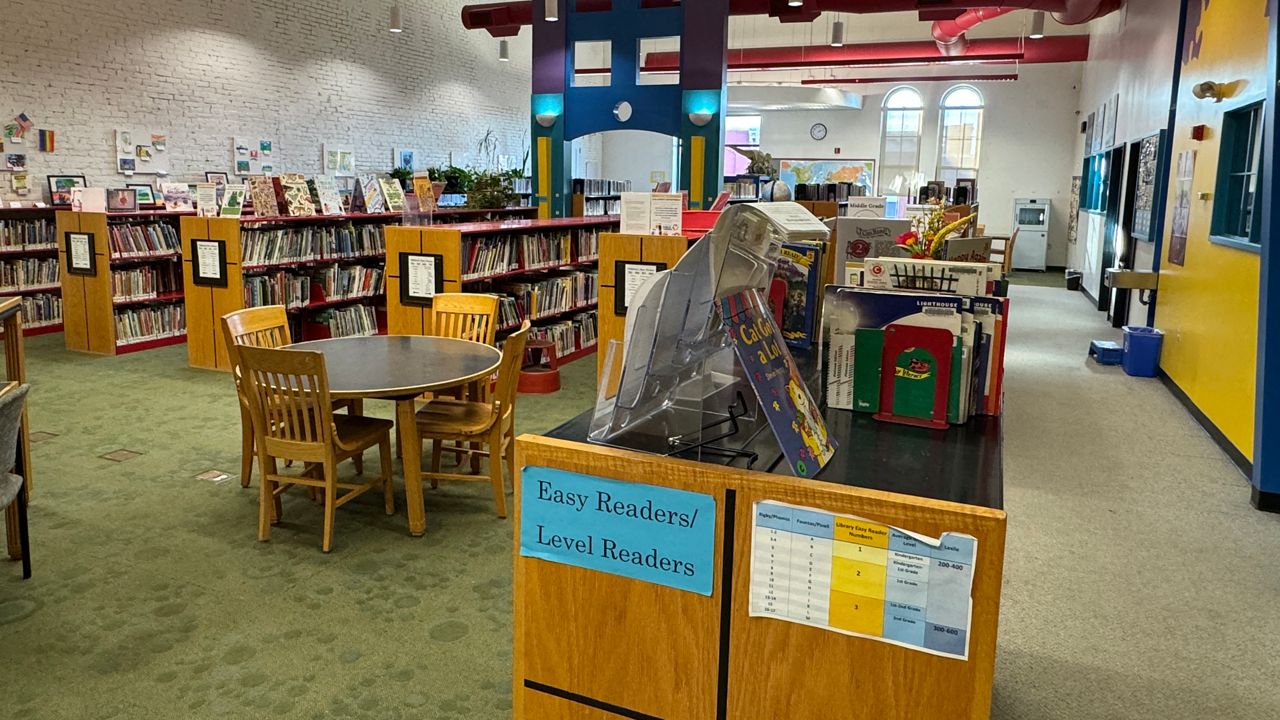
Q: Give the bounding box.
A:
[772,242,822,348]
[279,173,316,217]
[159,182,193,212]
[357,174,386,213]
[828,217,912,264]
[219,184,247,218]
[312,175,345,216]
[247,176,279,218]
[863,257,988,296]
[380,177,408,213]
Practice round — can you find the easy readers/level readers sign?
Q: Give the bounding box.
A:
[520,467,717,596]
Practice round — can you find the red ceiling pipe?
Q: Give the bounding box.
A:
[638,35,1088,72]
[798,73,1020,84]
[931,7,1020,56]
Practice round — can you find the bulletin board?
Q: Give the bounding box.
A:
[232,137,277,176]
[114,129,171,177]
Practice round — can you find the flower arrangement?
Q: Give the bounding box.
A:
[895,203,978,259]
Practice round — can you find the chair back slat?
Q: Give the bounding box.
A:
[432,293,500,346]
[222,306,291,383]
[239,345,334,457]
[0,382,29,474]
[495,321,531,414]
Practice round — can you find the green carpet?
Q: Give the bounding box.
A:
[0,338,595,719]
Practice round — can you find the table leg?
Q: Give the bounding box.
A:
[397,398,426,536]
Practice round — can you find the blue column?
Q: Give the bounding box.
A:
[1251,0,1280,510]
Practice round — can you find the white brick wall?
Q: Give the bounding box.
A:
[0,0,533,202]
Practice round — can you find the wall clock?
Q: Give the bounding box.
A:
[810,123,828,141]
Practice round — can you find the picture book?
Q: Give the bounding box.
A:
[312,175,345,216]
[357,174,385,213]
[412,174,438,212]
[220,184,247,218]
[771,242,822,349]
[159,182,193,212]
[964,296,1009,415]
[721,289,837,478]
[194,183,218,217]
[71,187,107,213]
[247,176,279,218]
[821,287,963,412]
[279,173,316,217]
[863,257,988,296]
[379,178,407,213]
[828,217,912,264]
[874,323,954,429]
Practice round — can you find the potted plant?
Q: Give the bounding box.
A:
[389,166,413,192]
[467,170,517,209]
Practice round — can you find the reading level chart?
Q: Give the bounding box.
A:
[749,500,977,660]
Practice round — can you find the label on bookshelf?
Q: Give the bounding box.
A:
[191,239,229,288]
[616,261,665,316]
[65,232,96,276]
[400,252,443,307]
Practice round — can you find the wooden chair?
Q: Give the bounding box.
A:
[0,382,30,579]
[238,345,394,553]
[415,321,530,518]
[430,293,500,345]
[222,306,360,488]
[990,228,1020,276]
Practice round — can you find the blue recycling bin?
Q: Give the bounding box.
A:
[1122,326,1164,377]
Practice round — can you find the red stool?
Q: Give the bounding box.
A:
[518,339,561,393]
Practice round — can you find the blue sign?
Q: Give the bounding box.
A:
[520,466,717,596]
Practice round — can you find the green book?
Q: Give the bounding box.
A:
[853,328,884,413]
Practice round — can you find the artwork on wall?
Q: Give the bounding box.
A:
[393,148,417,171]
[1094,104,1107,153]
[1103,93,1119,149]
[4,154,26,172]
[776,158,876,196]
[37,130,55,152]
[324,144,356,177]
[232,137,276,176]
[1068,176,1081,245]
[10,173,30,196]
[1084,112,1096,155]
[47,175,87,206]
[1131,133,1161,241]
[107,188,138,213]
[1169,150,1196,266]
[115,128,170,176]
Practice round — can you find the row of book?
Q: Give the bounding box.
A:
[726,178,762,201]
[111,265,182,301]
[510,177,533,195]
[21,293,61,328]
[314,305,379,338]
[241,224,386,268]
[244,271,311,310]
[496,271,598,326]
[314,264,384,303]
[115,304,186,346]
[0,258,59,291]
[108,222,181,259]
[527,310,598,359]
[572,178,631,196]
[0,219,56,250]
[576,228,601,260]
[581,198,621,217]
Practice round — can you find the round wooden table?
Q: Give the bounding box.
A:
[289,335,501,536]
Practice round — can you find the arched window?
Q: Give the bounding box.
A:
[879,86,924,194]
[937,85,985,185]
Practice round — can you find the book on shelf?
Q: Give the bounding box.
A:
[278,173,317,217]
[496,271,598,323]
[219,184,247,218]
[356,175,386,214]
[0,218,56,250]
[159,183,194,212]
[0,257,59,291]
[244,271,311,310]
[108,222,181,258]
[110,264,181,301]
[21,293,61,327]
[313,304,378,338]
[114,303,186,346]
[379,178,407,213]
[195,183,218,217]
[248,176,280,217]
[525,310,598,359]
[770,242,822,349]
[510,177,533,195]
[240,222,385,268]
[571,178,631,196]
[312,264,384,304]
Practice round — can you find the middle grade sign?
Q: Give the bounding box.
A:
[520,467,717,595]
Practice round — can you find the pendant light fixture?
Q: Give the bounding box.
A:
[499,39,510,62]
[545,0,560,22]
[830,16,845,47]
[1029,11,1045,39]
[788,0,803,6]
[389,3,403,33]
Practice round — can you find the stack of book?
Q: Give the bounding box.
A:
[110,265,181,301]
[114,304,186,346]
[0,218,55,250]
[108,223,181,258]
[0,258,59,291]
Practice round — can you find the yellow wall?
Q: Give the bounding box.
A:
[1158,0,1268,459]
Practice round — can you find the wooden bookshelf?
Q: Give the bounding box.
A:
[386,216,619,365]
[570,193,621,218]
[57,210,190,355]
[0,207,63,336]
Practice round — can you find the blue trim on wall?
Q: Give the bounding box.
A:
[1148,0,1191,328]
[1252,0,1280,509]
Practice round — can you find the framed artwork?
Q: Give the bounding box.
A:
[205,171,230,186]
[393,148,417,171]
[190,239,229,288]
[398,252,444,306]
[64,232,96,276]
[106,188,138,213]
[47,174,87,206]
[127,183,157,207]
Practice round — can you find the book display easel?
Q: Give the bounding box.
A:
[597,232,696,379]
[0,207,63,336]
[56,210,190,355]
[385,216,618,364]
